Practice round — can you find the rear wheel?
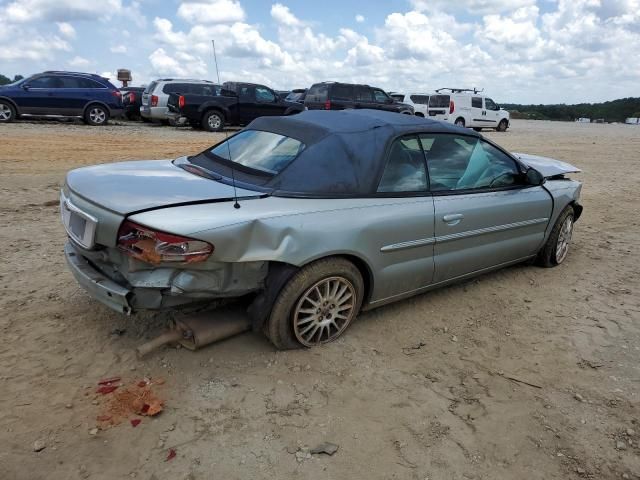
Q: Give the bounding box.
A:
[537,206,574,267]
[415,112,424,117]
[496,119,508,132]
[454,117,465,127]
[473,127,482,132]
[0,101,16,123]
[265,258,364,350]
[84,104,109,126]
[203,110,224,132]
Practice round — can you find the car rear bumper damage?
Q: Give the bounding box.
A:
[64,241,268,314]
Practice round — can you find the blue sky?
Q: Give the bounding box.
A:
[1,0,639,104]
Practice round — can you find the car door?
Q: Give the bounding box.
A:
[483,98,500,127]
[372,88,395,111]
[422,133,552,283]
[57,75,92,115]
[370,135,436,301]
[237,85,257,123]
[254,86,284,117]
[354,85,376,109]
[469,96,485,128]
[19,75,61,114]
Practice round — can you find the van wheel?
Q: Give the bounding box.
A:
[497,119,508,132]
[265,258,364,350]
[84,104,109,126]
[203,110,224,132]
[454,117,465,127]
[473,127,482,132]
[0,101,16,123]
[415,112,424,117]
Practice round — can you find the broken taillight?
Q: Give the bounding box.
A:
[117,221,213,264]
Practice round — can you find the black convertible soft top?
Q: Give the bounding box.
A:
[246,109,475,197]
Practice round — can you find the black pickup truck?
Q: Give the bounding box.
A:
[167,81,304,132]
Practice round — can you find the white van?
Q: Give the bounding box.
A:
[427,88,510,132]
[389,92,430,117]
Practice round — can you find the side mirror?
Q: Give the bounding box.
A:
[525,167,544,186]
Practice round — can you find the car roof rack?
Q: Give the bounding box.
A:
[435,87,484,94]
[42,71,102,77]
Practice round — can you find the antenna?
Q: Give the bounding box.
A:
[212,39,240,209]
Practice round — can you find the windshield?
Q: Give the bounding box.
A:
[198,130,305,175]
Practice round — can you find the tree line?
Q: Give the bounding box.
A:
[0,74,24,85]
[503,97,640,122]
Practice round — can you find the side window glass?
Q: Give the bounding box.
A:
[421,134,520,191]
[28,76,59,88]
[485,98,498,110]
[256,87,275,102]
[239,86,255,100]
[332,84,353,101]
[378,136,428,193]
[355,86,373,102]
[373,89,390,103]
[471,97,482,108]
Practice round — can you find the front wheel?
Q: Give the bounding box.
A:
[84,104,109,126]
[496,119,508,132]
[202,110,224,132]
[265,258,364,350]
[0,101,16,123]
[537,206,574,267]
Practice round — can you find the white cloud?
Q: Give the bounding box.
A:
[148,47,208,77]
[177,0,245,24]
[0,24,71,61]
[68,55,90,67]
[355,14,365,23]
[56,22,76,38]
[2,0,122,22]
[411,0,535,14]
[110,44,128,54]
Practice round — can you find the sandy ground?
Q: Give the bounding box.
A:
[0,119,639,480]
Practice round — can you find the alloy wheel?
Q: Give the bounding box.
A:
[293,276,356,346]
[89,108,106,124]
[555,216,573,263]
[0,103,12,121]
[208,114,222,130]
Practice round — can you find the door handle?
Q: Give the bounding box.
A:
[443,213,464,225]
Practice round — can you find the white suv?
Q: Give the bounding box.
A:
[427,88,510,132]
[389,92,430,117]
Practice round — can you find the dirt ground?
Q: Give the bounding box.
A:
[1,119,639,480]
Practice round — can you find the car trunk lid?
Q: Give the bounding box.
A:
[65,158,263,215]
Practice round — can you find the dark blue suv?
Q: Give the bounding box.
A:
[0,71,123,126]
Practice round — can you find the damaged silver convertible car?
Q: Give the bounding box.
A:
[62,109,583,349]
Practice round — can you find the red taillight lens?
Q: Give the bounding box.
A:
[129,92,136,103]
[449,100,455,114]
[112,90,122,99]
[324,99,331,110]
[117,221,213,264]
[151,95,158,107]
[178,95,185,108]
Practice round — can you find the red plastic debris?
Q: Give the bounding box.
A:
[166,448,176,461]
[130,419,141,428]
[98,377,121,385]
[97,415,112,422]
[97,385,118,395]
[137,381,147,388]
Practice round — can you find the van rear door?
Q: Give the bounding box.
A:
[428,94,450,121]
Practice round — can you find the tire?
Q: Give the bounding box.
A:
[496,119,508,132]
[141,116,151,123]
[84,104,109,126]
[415,112,424,117]
[265,258,364,350]
[0,101,16,123]
[537,206,575,267]
[202,110,224,132]
[454,117,465,127]
[473,127,482,132]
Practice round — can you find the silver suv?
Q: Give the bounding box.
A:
[140,79,219,123]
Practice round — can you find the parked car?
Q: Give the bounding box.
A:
[61,109,582,350]
[166,81,304,132]
[120,86,145,121]
[0,71,123,125]
[428,88,510,131]
[285,89,307,103]
[140,79,219,124]
[305,82,414,115]
[389,92,430,117]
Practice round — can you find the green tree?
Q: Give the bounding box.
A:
[0,74,11,86]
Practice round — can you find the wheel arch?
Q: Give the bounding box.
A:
[83,101,111,116]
